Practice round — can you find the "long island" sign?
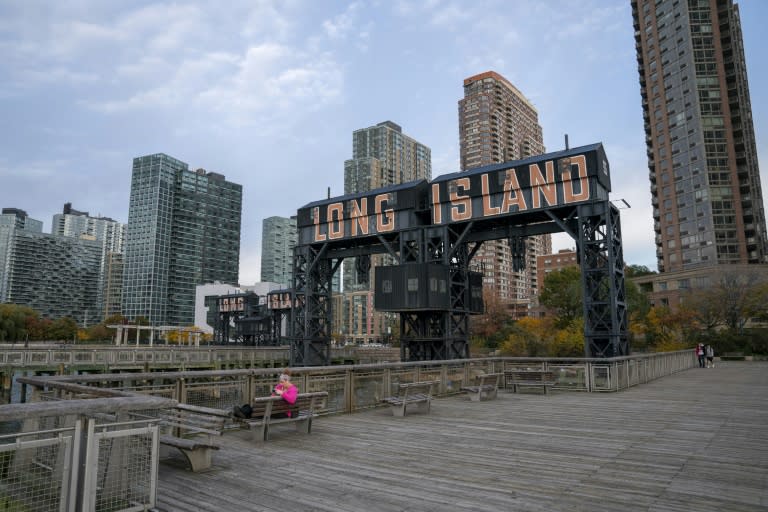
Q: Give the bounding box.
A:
[297,143,611,245]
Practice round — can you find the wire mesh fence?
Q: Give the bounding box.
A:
[0,403,162,512]
[83,419,158,512]
[0,420,77,512]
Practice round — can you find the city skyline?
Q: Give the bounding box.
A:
[1,1,766,285]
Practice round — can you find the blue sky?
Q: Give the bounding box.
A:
[1,0,766,285]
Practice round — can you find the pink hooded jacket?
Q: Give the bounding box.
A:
[274,382,298,417]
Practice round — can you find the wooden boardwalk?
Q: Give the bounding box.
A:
[156,362,768,512]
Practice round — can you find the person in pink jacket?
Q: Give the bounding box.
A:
[233,369,299,419]
[272,371,298,417]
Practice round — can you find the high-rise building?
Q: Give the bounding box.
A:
[53,203,125,254]
[343,121,432,291]
[260,216,298,288]
[122,153,242,326]
[341,121,431,342]
[632,0,767,271]
[1,208,103,323]
[458,71,551,316]
[0,208,43,303]
[52,203,127,321]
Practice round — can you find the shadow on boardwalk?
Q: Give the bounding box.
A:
[156,362,768,512]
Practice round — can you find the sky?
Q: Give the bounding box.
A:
[1,0,766,285]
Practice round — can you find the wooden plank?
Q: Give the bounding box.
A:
[155,362,768,511]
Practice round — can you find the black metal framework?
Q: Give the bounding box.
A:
[211,292,277,345]
[290,144,628,365]
[396,224,473,361]
[578,202,628,357]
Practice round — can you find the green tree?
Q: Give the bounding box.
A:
[539,266,582,327]
[48,317,78,342]
[0,304,34,341]
[625,264,656,278]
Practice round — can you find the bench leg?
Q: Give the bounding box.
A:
[390,404,406,417]
[249,422,268,442]
[295,417,312,434]
[543,385,548,395]
[468,392,481,402]
[178,447,212,472]
[482,389,498,401]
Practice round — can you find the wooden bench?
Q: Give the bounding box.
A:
[460,373,501,401]
[155,403,229,472]
[237,391,328,442]
[504,369,556,395]
[382,380,439,417]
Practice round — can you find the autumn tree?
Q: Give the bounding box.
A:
[550,318,586,357]
[469,289,515,350]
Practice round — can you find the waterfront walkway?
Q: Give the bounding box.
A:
[155,362,768,512]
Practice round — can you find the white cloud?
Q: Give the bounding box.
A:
[323,2,361,39]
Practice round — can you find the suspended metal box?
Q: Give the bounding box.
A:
[374,264,450,311]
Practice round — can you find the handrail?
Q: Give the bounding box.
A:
[12,350,697,411]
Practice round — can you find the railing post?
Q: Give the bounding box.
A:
[176,377,186,404]
[345,368,353,413]
[246,372,255,404]
[440,364,448,395]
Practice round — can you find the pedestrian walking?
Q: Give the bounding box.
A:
[705,344,715,368]
[696,343,706,368]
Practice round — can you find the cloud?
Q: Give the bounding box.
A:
[323,2,361,39]
[196,44,344,125]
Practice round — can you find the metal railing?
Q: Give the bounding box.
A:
[0,345,399,371]
[0,396,173,512]
[18,351,697,415]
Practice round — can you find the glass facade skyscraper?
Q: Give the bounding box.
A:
[632,0,767,271]
[260,216,297,288]
[122,153,242,326]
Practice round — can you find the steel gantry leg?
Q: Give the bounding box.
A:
[577,201,629,358]
[290,244,338,366]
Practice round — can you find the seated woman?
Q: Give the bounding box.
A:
[271,371,298,417]
[233,370,298,419]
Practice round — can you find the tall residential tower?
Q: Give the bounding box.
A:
[632,0,766,271]
[341,121,431,343]
[122,154,242,326]
[458,71,551,316]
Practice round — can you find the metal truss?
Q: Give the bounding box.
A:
[577,201,629,357]
[289,245,341,366]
